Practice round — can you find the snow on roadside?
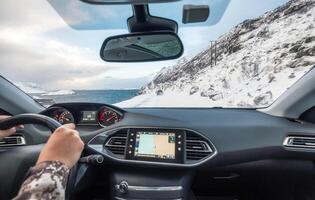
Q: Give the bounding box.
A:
[116,93,214,108]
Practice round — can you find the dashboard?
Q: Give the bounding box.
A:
[37,102,315,168]
[40,103,124,127]
[4,102,315,200]
[40,103,216,167]
[34,102,315,199]
[88,127,215,167]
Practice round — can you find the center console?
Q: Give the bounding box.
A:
[110,169,193,200]
[87,127,216,200]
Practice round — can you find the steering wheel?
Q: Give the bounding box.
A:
[0,114,67,200]
[0,113,61,132]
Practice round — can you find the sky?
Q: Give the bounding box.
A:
[0,0,288,90]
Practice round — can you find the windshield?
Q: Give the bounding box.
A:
[0,0,314,108]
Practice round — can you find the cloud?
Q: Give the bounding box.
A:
[0,26,113,89]
[0,0,156,90]
[83,76,152,89]
[0,0,65,33]
[0,24,154,90]
[0,0,129,90]
[0,25,216,90]
[0,0,239,91]
[0,0,215,91]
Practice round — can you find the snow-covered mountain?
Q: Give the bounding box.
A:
[41,90,75,96]
[14,82,47,94]
[117,0,315,108]
[13,82,75,96]
[13,81,76,107]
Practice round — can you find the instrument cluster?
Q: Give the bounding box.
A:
[97,107,121,127]
[51,107,75,125]
[42,104,123,127]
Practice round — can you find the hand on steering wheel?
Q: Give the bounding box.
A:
[0,114,84,168]
[0,115,23,139]
[37,123,84,168]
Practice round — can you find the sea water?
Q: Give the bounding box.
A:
[37,90,139,106]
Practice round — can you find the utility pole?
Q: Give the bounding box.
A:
[214,41,217,66]
[210,41,213,67]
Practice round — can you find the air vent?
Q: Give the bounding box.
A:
[0,136,25,147]
[104,129,127,156]
[284,136,315,149]
[186,131,213,161]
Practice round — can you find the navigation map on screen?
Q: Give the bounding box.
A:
[134,132,176,159]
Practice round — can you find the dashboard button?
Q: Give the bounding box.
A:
[116,181,129,194]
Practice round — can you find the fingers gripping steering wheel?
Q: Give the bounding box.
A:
[0,113,62,132]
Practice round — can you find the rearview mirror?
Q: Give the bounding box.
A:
[100,32,184,62]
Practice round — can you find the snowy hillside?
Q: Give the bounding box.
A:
[117,0,315,108]
[12,82,76,107]
[13,81,75,96]
[14,82,47,94]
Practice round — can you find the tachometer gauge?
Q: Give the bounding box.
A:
[98,107,120,127]
[58,110,74,124]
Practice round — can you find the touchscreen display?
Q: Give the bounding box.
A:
[134,132,176,159]
[81,111,97,123]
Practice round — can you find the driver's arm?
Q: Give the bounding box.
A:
[11,123,84,200]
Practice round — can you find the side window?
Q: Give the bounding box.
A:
[0,108,11,116]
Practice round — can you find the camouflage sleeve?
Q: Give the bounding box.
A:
[13,161,69,200]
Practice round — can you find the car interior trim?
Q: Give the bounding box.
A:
[87,126,218,167]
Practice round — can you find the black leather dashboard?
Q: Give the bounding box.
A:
[29,103,314,168]
[2,103,315,199]
[35,103,315,168]
[89,107,315,169]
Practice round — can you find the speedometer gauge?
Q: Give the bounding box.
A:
[58,110,74,124]
[97,107,120,127]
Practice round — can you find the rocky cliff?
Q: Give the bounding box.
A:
[135,0,315,107]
